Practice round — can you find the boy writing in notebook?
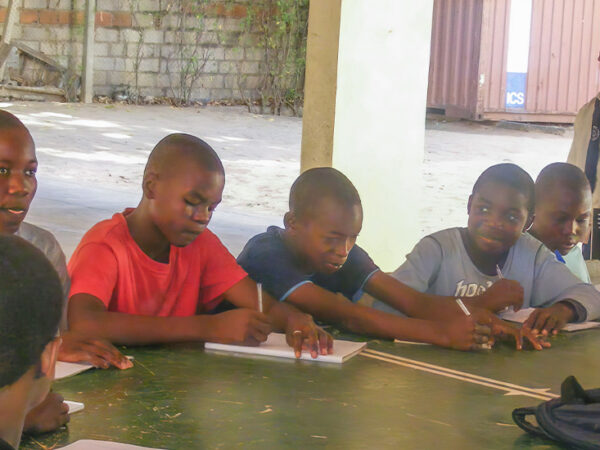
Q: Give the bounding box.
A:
[0,235,63,450]
[0,110,131,436]
[388,163,600,336]
[238,167,544,350]
[67,134,331,357]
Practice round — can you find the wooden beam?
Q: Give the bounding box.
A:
[81,0,95,103]
[0,0,20,78]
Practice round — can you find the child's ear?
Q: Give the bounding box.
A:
[39,337,61,380]
[467,195,473,214]
[284,211,296,231]
[523,214,535,232]
[143,173,158,200]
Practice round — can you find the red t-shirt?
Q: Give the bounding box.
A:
[68,211,247,316]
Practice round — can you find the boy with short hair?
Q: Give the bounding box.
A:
[0,235,63,450]
[389,163,600,336]
[238,167,544,350]
[67,134,331,357]
[530,162,592,283]
[0,110,131,436]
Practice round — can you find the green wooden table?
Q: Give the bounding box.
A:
[23,330,600,449]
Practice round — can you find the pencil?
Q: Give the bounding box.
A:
[496,264,503,279]
[455,298,471,316]
[257,282,263,313]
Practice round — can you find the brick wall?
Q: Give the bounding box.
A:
[0,0,266,101]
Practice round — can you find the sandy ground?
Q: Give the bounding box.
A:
[1,101,574,258]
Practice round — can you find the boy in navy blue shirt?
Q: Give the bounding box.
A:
[238,167,544,350]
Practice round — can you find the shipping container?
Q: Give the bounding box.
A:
[427,0,600,123]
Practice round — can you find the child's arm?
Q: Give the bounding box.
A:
[58,332,133,370]
[365,271,523,320]
[524,245,600,335]
[222,276,333,357]
[68,292,272,345]
[23,392,69,435]
[284,282,491,350]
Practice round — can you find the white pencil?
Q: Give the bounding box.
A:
[257,282,263,313]
[496,264,503,279]
[455,298,471,316]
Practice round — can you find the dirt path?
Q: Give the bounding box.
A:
[1,101,574,257]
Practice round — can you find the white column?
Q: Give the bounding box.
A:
[332,0,434,271]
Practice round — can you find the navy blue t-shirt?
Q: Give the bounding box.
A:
[237,226,379,302]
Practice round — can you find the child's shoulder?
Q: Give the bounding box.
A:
[238,226,287,261]
[78,212,132,248]
[517,232,546,253]
[16,222,62,256]
[421,227,463,248]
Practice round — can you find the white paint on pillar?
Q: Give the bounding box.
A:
[332,0,434,271]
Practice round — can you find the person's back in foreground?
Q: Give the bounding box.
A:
[389,163,600,337]
[0,235,63,449]
[238,167,544,350]
[530,162,592,283]
[0,109,131,436]
[67,133,331,356]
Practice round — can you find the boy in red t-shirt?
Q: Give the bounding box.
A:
[68,133,331,357]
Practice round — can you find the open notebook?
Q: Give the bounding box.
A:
[499,307,600,332]
[60,440,165,449]
[205,332,366,363]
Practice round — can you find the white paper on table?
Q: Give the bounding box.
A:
[205,332,366,363]
[55,361,94,380]
[59,440,166,449]
[499,307,600,332]
[65,400,84,414]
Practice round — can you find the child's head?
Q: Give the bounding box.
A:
[467,163,535,257]
[531,162,592,255]
[142,133,225,247]
[284,167,362,274]
[0,110,37,234]
[0,235,62,417]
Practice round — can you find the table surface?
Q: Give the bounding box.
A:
[22,329,600,450]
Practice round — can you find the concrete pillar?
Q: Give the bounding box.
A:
[301,0,434,271]
[81,0,96,103]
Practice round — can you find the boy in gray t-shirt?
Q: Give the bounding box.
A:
[385,164,600,336]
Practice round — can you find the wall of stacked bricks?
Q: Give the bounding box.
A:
[0,0,264,100]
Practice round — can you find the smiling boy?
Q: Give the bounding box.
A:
[530,163,592,283]
[238,167,543,350]
[67,134,331,357]
[388,163,600,336]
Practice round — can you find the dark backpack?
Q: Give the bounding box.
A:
[512,376,600,449]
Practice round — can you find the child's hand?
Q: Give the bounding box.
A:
[23,392,69,435]
[476,279,524,312]
[59,332,133,370]
[285,312,334,358]
[472,308,550,350]
[437,315,492,351]
[523,302,575,336]
[212,308,273,345]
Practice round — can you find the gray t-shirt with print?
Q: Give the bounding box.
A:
[382,227,600,322]
[15,222,70,329]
